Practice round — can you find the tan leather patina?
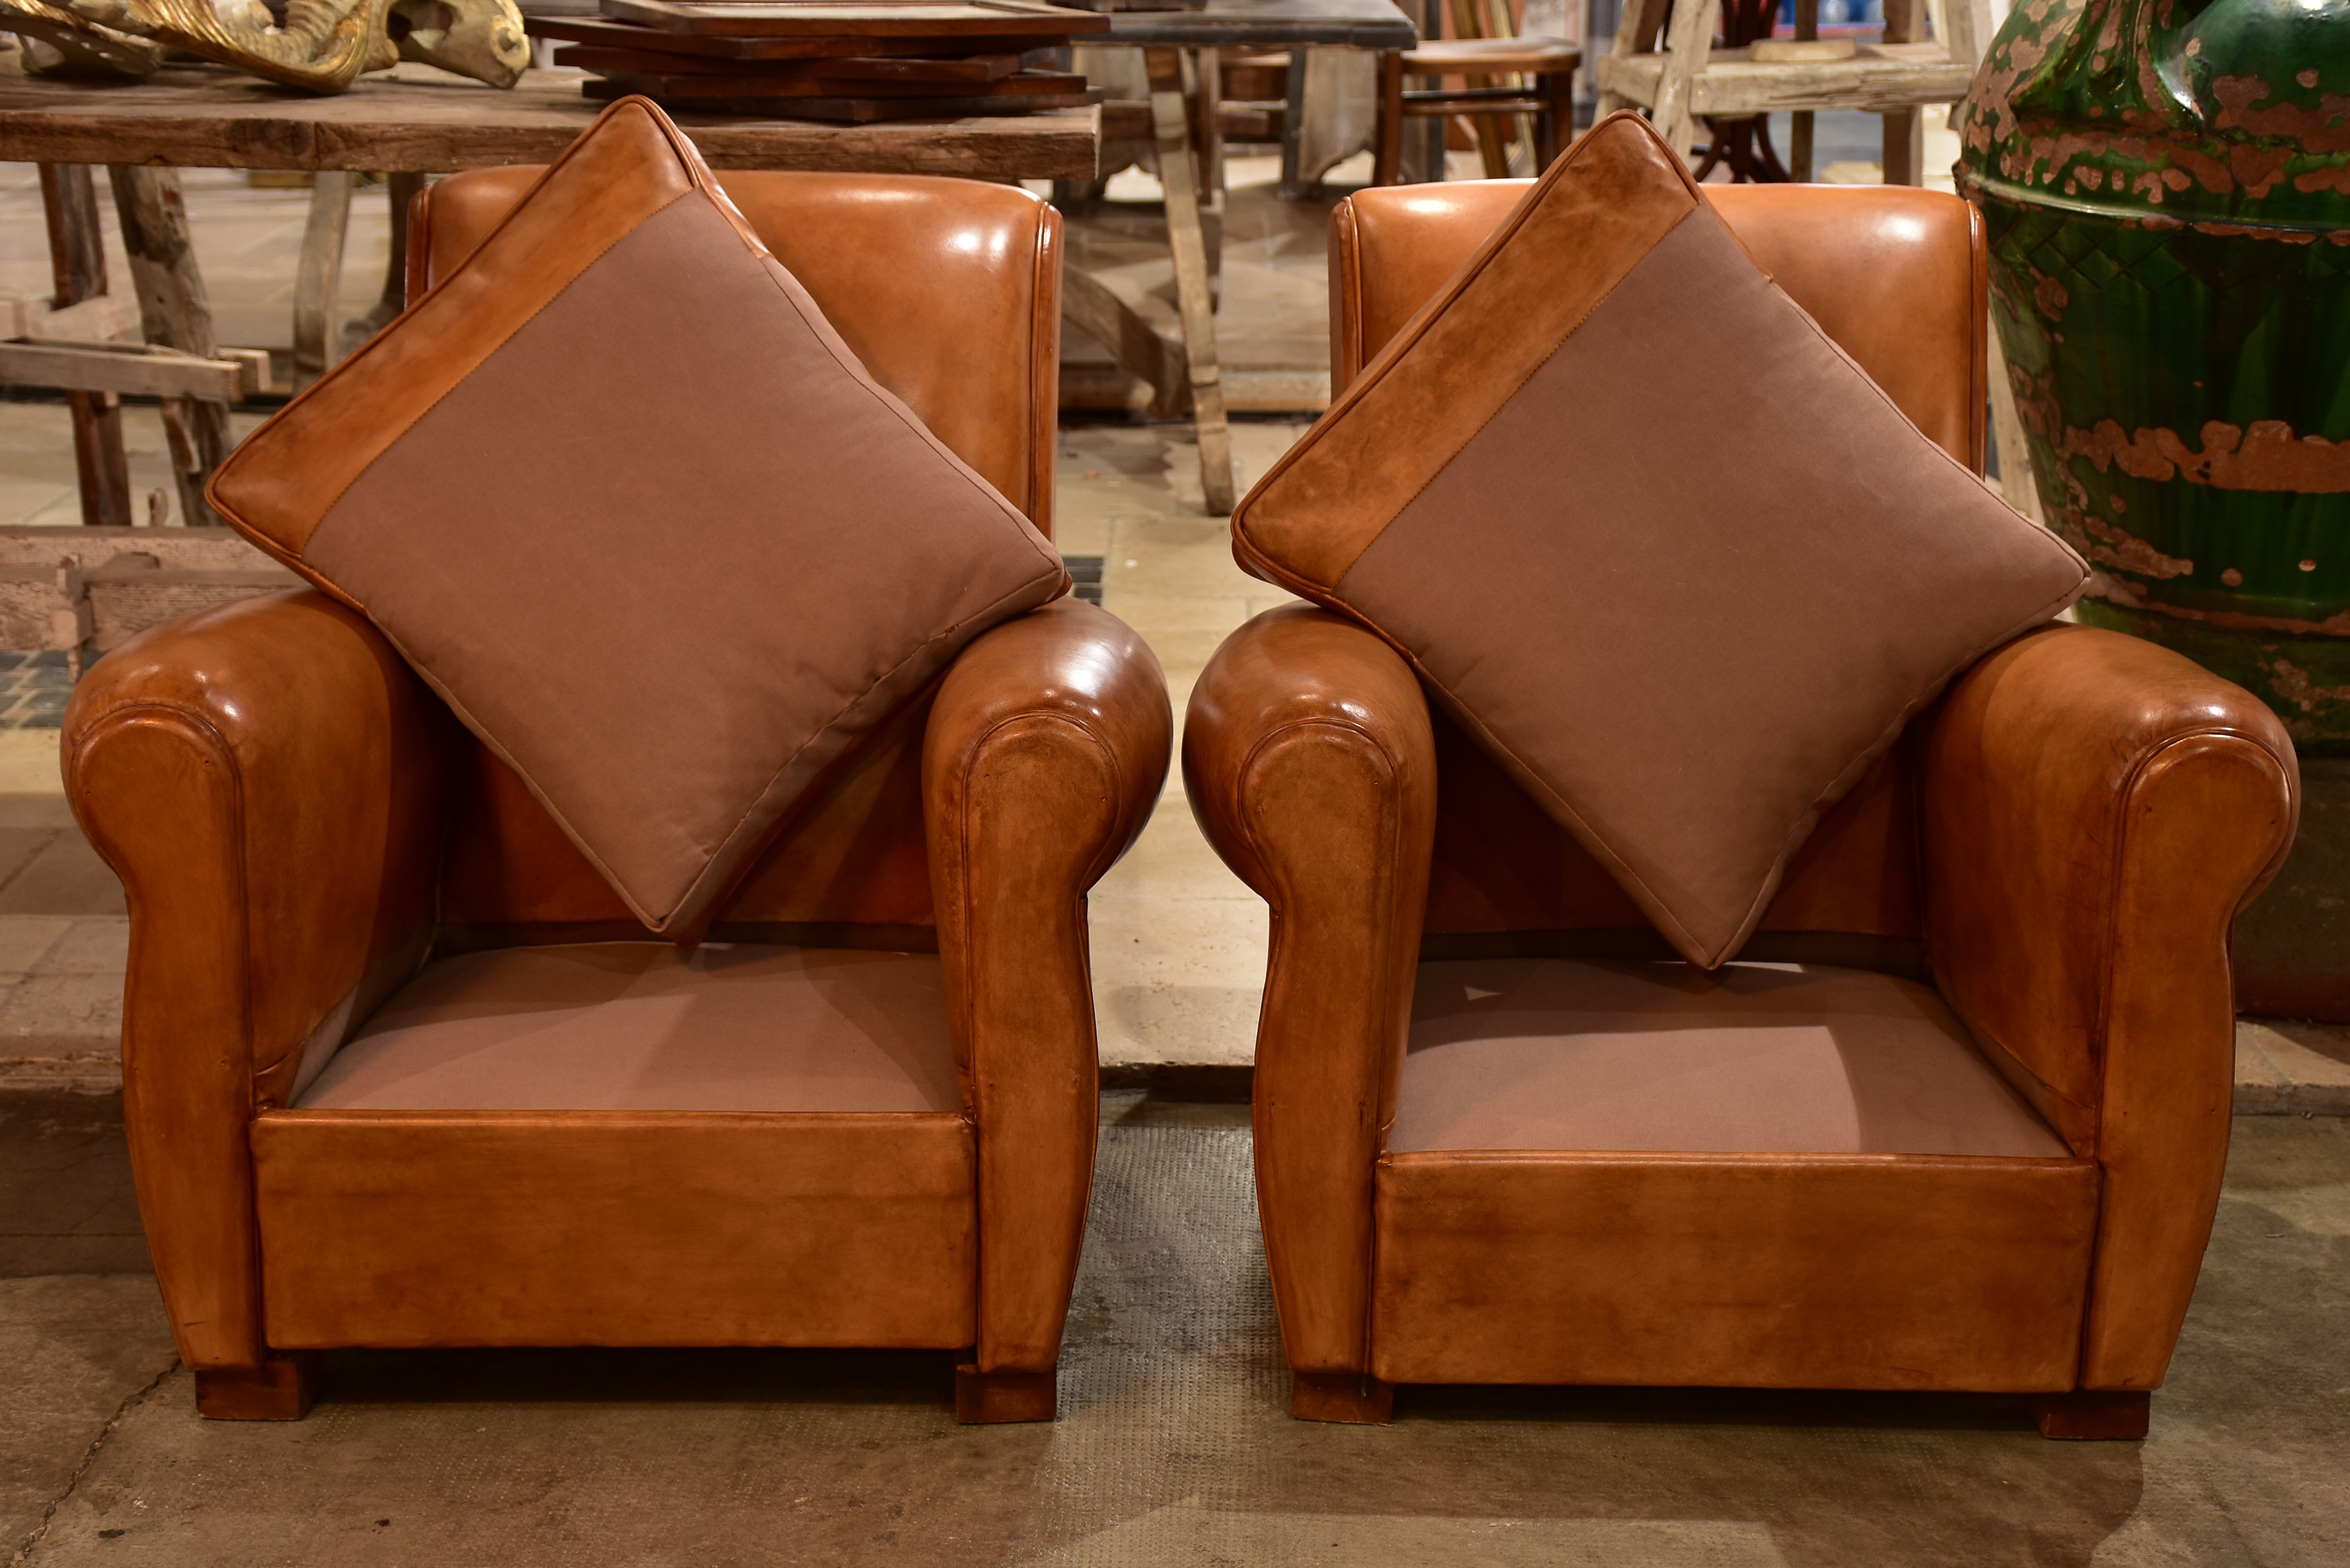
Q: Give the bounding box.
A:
[66,167,1171,1424]
[1186,180,2298,1432]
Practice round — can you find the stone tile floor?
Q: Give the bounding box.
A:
[0,653,71,730]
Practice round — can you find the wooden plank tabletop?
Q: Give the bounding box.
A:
[0,61,1102,178]
[1103,0,1415,51]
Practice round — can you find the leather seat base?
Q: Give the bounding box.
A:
[1370,1150,2097,1390]
[253,1110,975,1349]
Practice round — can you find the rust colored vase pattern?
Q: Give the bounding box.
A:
[1958,0,2350,749]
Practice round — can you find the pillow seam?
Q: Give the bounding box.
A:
[745,245,1062,566]
[304,185,699,534]
[1328,202,1704,598]
[658,561,1070,923]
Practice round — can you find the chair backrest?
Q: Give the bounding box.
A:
[1327,179,1991,962]
[407,170,1065,946]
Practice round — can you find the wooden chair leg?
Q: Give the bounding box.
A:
[1373,50,1404,186]
[1290,1370,1394,1424]
[955,1363,1058,1423]
[2032,1389,2152,1440]
[194,1351,321,1421]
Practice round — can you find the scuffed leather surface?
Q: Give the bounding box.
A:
[254,1111,975,1347]
[63,590,451,1367]
[1924,623,2297,1388]
[1372,1151,2097,1389]
[925,598,1171,1374]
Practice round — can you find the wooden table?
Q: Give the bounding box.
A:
[0,59,1101,528]
[1081,0,1414,513]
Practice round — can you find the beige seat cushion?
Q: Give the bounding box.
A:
[1390,958,2067,1157]
[298,943,960,1113]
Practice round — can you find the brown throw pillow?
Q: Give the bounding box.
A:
[1233,112,2085,969]
[208,97,1067,941]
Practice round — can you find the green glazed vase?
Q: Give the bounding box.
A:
[1957,0,2350,751]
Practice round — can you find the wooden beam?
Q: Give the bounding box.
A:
[1648,0,1720,160]
[1597,47,1974,118]
[1145,45,1235,515]
[0,67,1102,180]
[107,165,233,527]
[1061,264,1188,420]
[0,341,251,400]
[36,164,132,528]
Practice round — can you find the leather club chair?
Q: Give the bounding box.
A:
[65,172,1170,1425]
[1186,181,2299,1438]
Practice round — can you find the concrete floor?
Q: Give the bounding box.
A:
[3,1091,2347,1566]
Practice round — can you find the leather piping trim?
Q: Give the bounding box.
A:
[1237,713,1410,1379]
[68,701,256,1103]
[254,1109,972,1127]
[1027,199,1061,535]
[1233,111,1703,593]
[68,702,268,1364]
[942,707,1122,1370]
[1379,1149,2098,1171]
[1966,199,1990,476]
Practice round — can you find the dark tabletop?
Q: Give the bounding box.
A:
[1103,0,1416,50]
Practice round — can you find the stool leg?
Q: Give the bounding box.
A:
[1374,50,1404,186]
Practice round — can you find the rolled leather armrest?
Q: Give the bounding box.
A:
[922,597,1171,1374]
[1181,604,1437,1377]
[1921,620,2296,1389]
[63,590,453,1370]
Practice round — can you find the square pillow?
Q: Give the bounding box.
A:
[208,96,1068,942]
[1232,111,2086,970]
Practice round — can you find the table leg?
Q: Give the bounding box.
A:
[294,170,355,389]
[37,164,132,528]
[106,166,230,528]
[1278,47,1310,197]
[338,171,424,358]
[1373,51,1404,186]
[1146,44,1236,515]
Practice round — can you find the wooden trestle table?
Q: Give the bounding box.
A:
[0,59,1101,529]
[1088,0,1416,513]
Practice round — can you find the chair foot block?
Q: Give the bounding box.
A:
[2032,1389,2151,1440]
[1290,1371,1393,1424]
[955,1364,1057,1423]
[195,1351,321,1421]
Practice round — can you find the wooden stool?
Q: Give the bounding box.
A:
[1373,38,1581,187]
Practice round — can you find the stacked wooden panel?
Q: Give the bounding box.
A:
[530,1,1111,121]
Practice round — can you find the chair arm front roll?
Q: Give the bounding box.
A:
[922,598,1171,1375]
[62,590,454,1371]
[1182,605,1437,1378]
[1921,621,2297,1390]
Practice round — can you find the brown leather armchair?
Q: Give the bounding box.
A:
[65,172,1170,1425]
[1188,181,2299,1438]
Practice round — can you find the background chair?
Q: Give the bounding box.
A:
[1188,179,2297,1438]
[66,171,1170,1425]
